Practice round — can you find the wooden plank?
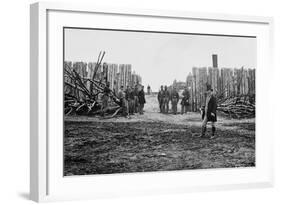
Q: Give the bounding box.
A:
[192,67,198,111]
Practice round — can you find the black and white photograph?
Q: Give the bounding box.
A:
[63,27,256,176]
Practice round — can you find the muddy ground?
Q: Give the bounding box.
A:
[64,94,255,176]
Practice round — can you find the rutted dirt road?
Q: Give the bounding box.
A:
[64,94,255,176]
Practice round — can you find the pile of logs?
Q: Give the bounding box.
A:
[217,95,255,119]
[64,51,123,118]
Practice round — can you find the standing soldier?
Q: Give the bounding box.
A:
[126,86,135,115]
[181,87,190,114]
[118,85,129,117]
[157,85,164,113]
[200,85,217,139]
[170,87,179,115]
[133,85,139,113]
[147,85,151,95]
[138,85,146,114]
[163,85,170,113]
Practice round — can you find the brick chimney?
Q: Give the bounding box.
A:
[212,54,218,68]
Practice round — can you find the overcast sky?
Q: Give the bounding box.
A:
[64,28,256,91]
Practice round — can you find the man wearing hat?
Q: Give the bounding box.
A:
[200,84,217,139]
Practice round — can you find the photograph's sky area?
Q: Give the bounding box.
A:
[64,28,256,91]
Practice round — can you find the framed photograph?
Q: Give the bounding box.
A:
[30,2,274,202]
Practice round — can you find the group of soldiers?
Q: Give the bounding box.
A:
[157,85,190,115]
[101,83,146,117]
[116,84,146,117]
[157,84,217,139]
[101,82,217,139]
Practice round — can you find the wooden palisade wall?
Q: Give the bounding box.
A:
[64,61,142,101]
[187,67,255,111]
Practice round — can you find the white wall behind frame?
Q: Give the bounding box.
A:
[47,7,272,201]
[0,0,280,205]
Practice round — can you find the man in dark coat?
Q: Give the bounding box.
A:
[126,86,135,115]
[200,84,217,139]
[133,85,139,113]
[118,85,129,117]
[147,85,151,95]
[157,85,164,113]
[181,87,190,114]
[171,87,179,115]
[138,86,146,114]
[163,86,170,114]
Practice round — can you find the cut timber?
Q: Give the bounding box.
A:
[64,51,123,117]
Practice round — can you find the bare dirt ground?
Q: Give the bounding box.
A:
[64,94,255,176]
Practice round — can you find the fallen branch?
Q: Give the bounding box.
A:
[217,95,255,119]
[64,51,123,118]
